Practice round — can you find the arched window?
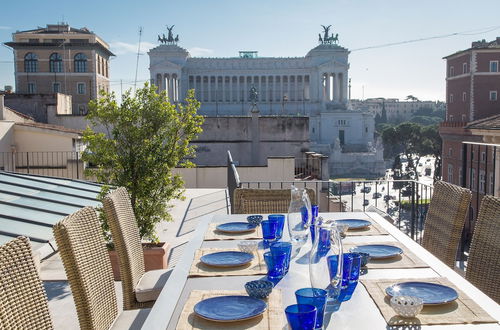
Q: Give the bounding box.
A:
[24,52,38,72]
[74,53,87,72]
[49,53,63,72]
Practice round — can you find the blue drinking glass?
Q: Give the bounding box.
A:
[270,241,292,274]
[263,251,286,283]
[285,304,317,330]
[268,214,285,240]
[339,252,361,302]
[261,220,278,248]
[295,288,327,329]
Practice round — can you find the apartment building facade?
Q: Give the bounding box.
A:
[440,37,500,221]
[4,24,113,115]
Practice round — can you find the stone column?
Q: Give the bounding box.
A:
[286,75,291,101]
[244,76,248,103]
[221,76,225,102]
[325,73,330,101]
[257,76,265,101]
[336,73,341,101]
[207,76,213,102]
[200,76,204,102]
[237,77,241,102]
[170,76,175,101]
[338,73,343,102]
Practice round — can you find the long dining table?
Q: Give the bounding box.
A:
[141,212,500,329]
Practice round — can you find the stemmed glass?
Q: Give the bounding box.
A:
[309,219,343,302]
[287,186,312,249]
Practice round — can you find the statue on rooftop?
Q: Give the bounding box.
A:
[319,25,339,45]
[321,25,332,41]
[249,86,258,105]
[158,25,179,44]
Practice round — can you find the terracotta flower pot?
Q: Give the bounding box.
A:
[108,242,169,281]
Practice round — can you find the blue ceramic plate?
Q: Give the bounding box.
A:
[351,244,403,259]
[194,295,267,322]
[336,219,372,230]
[216,222,256,233]
[200,251,254,268]
[386,282,458,305]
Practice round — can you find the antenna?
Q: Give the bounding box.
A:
[134,26,143,92]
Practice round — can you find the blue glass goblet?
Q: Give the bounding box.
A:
[261,220,278,248]
[285,304,317,330]
[270,241,292,274]
[295,288,327,329]
[268,214,285,240]
[263,251,286,283]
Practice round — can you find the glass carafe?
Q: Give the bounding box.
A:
[287,186,312,248]
[309,219,343,301]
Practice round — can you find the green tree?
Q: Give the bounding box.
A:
[380,103,388,123]
[82,83,203,242]
[421,124,442,181]
[382,122,424,180]
[406,95,419,102]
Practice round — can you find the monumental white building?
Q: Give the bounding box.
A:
[148,27,385,177]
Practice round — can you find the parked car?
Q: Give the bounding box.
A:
[373,192,382,199]
[360,186,371,193]
[383,194,394,201]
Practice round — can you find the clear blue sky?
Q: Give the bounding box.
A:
[1,0,499,101]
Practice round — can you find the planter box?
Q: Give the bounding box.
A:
[108,242,169,281]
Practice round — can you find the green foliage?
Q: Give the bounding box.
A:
[421,124,442,181]
[381,122,442,182]
[82,83,203,242]
[409,116,442,126]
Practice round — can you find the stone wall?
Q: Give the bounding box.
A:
[193,114,309,166]
[173,157,295,188]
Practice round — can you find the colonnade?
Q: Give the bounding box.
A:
[155,73,179,102]
[186,74,311,103]
[322,72,344,102]
[153,72,345,104]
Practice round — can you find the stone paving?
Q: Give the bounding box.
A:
[41,188,229,329]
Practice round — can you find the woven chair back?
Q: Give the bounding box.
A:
[233,188,316,214]
[103,187,147,310]
[53,206,118,330]
[0,237,53,329]
[466,195,500,304]
[422,181,471,268]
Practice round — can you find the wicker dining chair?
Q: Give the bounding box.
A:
[421,180,471,269]
[53,207,150,330]
[466,195,500,304]
[103,187,171,310]
[0,236,53,329]
[233,188,316,214]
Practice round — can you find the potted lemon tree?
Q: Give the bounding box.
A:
[82,83,203,278]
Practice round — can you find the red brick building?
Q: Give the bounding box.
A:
[440,37,500,225]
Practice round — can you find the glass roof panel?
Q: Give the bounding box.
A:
[0,217,53,241]
[0,175,98,199]
[0,204,63,225]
